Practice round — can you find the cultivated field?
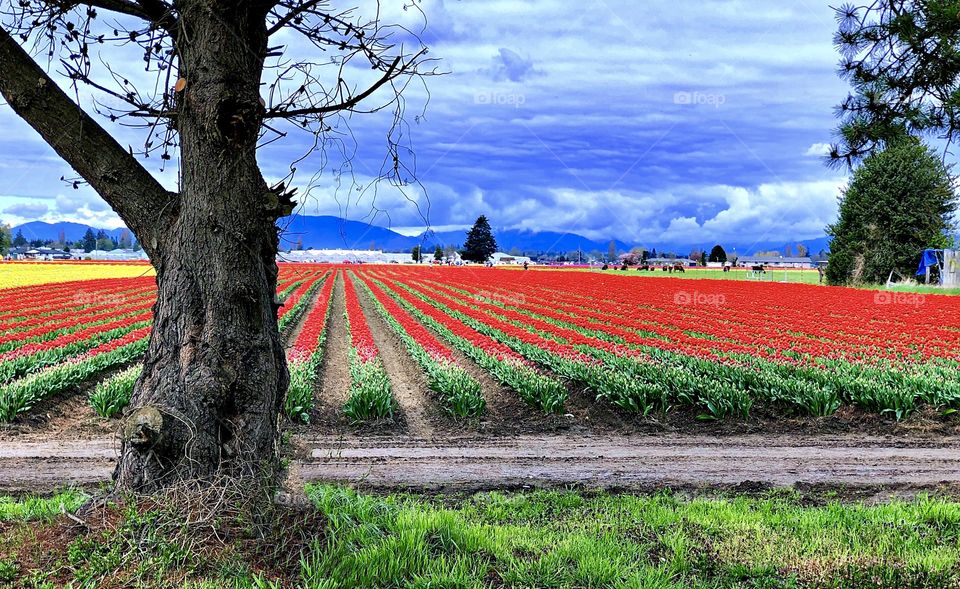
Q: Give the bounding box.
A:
[1,262,960,494]
[0,261,153,289]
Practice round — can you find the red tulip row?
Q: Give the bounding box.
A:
[285,270,338,422]
[341,271,394,421]
[290,270,338,359]
[413,268,960,366]
[361,271,532,367]
[0,308,153,362]
[354,273,485,417]
[0,298,156,356]
[343,272,378,363]
[0,277,156,324]
[0,264,331,423]
[278,269,328,330]
[0,289,154,335]
[362,270,568,412]
[362,266,960,419]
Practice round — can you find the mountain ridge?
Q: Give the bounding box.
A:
[12,215,831,256]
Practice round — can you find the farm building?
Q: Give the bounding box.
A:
[15,247,72,260]
[647,257,698,267]
[281,248,466,265]
[71,249,149,261]
[737,256,814,268]
[6,246,30,260]
[281,248,419,264]
[490,252,532,266]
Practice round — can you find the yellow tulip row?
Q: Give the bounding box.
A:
[0,262,154,289]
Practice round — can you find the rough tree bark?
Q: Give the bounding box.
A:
[114,3,289,490]
[0,4,290,492]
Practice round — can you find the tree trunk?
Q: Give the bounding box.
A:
[114,4,288,492]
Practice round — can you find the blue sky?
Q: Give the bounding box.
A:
[0,1,850,247]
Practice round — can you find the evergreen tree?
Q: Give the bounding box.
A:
[12,229,26,248]
[81,228,96,253]
[411,245,422,263]
[462,215,498,263]
[95,230,115,251]
[434,245,443,261]
[0,225,10,255]
[830,2,960,164]
[826,137,956,285]
[708,244,727,263]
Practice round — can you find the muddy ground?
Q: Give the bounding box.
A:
[2,273,959,496]
[2,434,959,498]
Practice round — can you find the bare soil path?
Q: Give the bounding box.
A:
[311,274,352,430]
[3,433,960,495]
[299,434,960,492]
[351,274,434,438]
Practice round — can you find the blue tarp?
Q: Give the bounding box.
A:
[917,249,941,276]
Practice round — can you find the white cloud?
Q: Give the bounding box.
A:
[393,224,471,236]
[484,48,541,82]
[804,142,832,157]
[3,202,48,218]
[0,0,853,249]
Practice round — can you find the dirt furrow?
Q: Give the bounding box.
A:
[312,272,352,429]
[351,272,434,438]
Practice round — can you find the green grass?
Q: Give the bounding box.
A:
[856,282,960,295]
[551,266,960,294]
[0,490,87,522]
[304,487,960,589]
[3,486,959,588]
[548,266,824,284]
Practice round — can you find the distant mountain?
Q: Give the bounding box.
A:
[278,215,632,254]
[424,227,631,255]
[665,236,832,257]
[11,221,127,243]
[735,236,830,256]
[278,215,421,251]
[11,215,832,257]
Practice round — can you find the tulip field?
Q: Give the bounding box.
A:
[1,261,959,428]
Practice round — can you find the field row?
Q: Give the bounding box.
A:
[298,266,960,424]
[0,265,328,421]
[1,264,959,426]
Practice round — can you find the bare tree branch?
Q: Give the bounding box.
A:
[0,26,177,254]
[133,0,178,39]
[80,0,152,19]
[266,0,323,36]
[264,53,420,119]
